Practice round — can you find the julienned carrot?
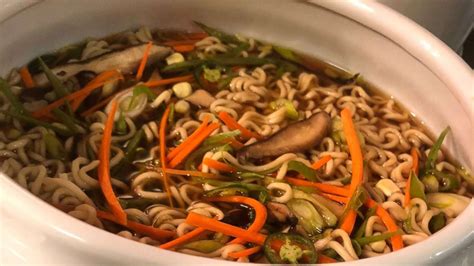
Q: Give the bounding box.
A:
[317,254,338,263]
[157,167,220,179]
[206,196,267,245]
[98,100,127,225]
[168,122,220,168]
[136,42,153,81]
[173,44,195,53]
[96,210,175,241]
[203,158,236,173]
[340,209,357,235]
[341,108,363,196]
[185,212,267,245]
[365,199,404,251]
[286,177,350,197]
[159,227,207,249]
[218,111,262,140]
[228,246,261,259]
[312,155,332,170]
[159,104,173,207]
[167,116,210,161]
[321,193,348,204]
[404,147,419,207]
[32,70,122,118]
[19,67,35,89]
[144,74,193,88]
[339,108,364,235]
[227,138,245,149]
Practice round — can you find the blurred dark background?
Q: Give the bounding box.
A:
[462,30,473,68]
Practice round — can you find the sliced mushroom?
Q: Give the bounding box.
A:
[185,89,216,108]
[267,202,294,223]
[33,43,172,87]
[238,112,331,159]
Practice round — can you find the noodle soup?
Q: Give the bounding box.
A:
[0,24,471,264]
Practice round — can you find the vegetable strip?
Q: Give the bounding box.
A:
[312,155,332,170]
[19,67,35,88]
[96,210,175,240]
[365,199,404,250]
[339,108,364,235]
[203,158,236,173]
[159,227,207,249]
[136,42,153,81]
[228,246,261,259]
[98,100,127,225]
[185,212,267,245]
[159,104,174,207]
[317,254,338,263]
[218,111,262,140]
[173,44,195,53]
[144,74,193,88]
[167,115,210,160]
[32,70,123,118]
[157,167,221,179]
[321,192,348,204]
[168,122,220,168]
[404,147,419,207]
[286,177,350,197]
[206,196,267,245]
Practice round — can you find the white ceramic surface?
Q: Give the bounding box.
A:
[0,0,473,265]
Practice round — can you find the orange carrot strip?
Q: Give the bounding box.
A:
[318,254,338,263]
[206,196,267,245]
[339,108,364,235]
[404,147,419,207]
[203,158,236,173]
[98,100,127,225]
[340,209,357,235]
[159,104,173,207]
[218,111,262,140]
[159,227,207,249]
[228,138,245,149]
[185,213,267,245]
[157,167,220,179]
[321,193,348,204]
[411,147,419,174]
[19,67,35,89]
[32,70,122,118]
[286,177,350,197]
[80,93,116,117]
[312,155,332,170]
[228,246,261,259]
[167,116,210,161]
[136,42,153,81]
[168,122,220,168]
[144,74,193,88]
[96,210,175,241]
[173,44,195,53]
[366,199,404,251]
[341,108,364,196]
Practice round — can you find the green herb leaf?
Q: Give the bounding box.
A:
[423,127,450,175]
[287,161,320,182]
[44,132,67,160]
[409,170,426,201]
[354,230,402,246]
[273,45,300,63]
[0,78,27,114]
[128,85,155,110]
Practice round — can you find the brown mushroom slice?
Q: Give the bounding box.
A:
[238,112,331,159]
[33,44,172,87]
[185,89,216,108]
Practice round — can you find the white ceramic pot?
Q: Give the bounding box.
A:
[0,0,473,265]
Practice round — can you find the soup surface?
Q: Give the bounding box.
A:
[0,24,472,264]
